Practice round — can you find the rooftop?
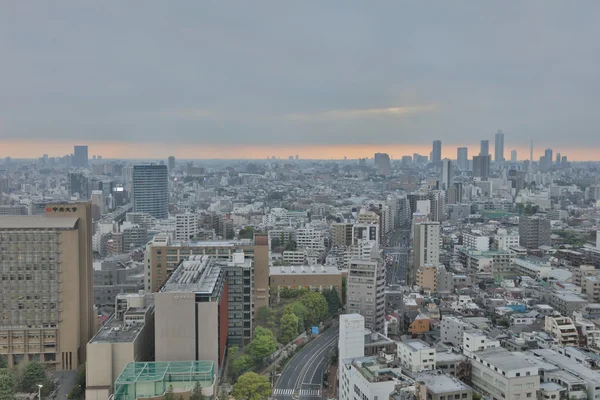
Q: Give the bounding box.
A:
[270,265,341,275]
[0,216,79,229]
[161,255,223,294]
[475,347,537,372]
[416,371,471,394]
[90,309,149,343]
[403,339,432,351]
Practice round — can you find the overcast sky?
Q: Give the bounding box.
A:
[1,1,599,157]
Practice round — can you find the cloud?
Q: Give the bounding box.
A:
[282,105,437,121]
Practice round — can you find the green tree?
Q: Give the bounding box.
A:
[0,370,14,400]
[247,328,277,362]
[284,302,308,332]
[226,345,239,379]
[232,355,253,377]
[256,307,274,327]
[322,288,341,316]
[20,362,47,393]
[190,381,206,400]
[0,356,7,369]
[239,227,254,240]
[299,291,328,327]
[231,372,271,400]
[279,313,299,344]
[341,277,347,305]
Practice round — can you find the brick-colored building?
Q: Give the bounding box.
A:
[269,265,342,303]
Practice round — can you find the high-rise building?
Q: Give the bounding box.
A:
[494,130,504,163]
[68,172,89,199]
[472,155,491,180]
[440,159,452,190]
[410,221,440,286]
[545,148,553,166]
[431,140,442,165]
[511,149,517,162]
[519,216,551,249]
[480,140,489,156]
[457,147,468,171]
[374,153,391,175]
[347,251,386,332]
[73,145,89,168]
[175,213,198,241]
[556,153,561,165]
[0,202,94,370]
[132,164,168,219]
[167,156,175,172]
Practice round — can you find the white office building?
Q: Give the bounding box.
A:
[397,339,436,372]
[175,213,198,241]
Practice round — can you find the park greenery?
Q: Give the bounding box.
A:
[0,360,56,400]
[232,372,271,400]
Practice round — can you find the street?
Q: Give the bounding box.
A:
[274,324,339,399]
[384,228,410,285]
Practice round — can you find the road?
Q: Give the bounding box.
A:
[384,228,410,285]
[273,324,339,399]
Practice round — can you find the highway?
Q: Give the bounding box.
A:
[273,324,339,399]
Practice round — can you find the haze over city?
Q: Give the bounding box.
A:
[2,1,600,160]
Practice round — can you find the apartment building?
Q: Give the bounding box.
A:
[416,264,437,292]
[175,213,198,241]
[397,339,436,372]
[462,330,500,357]
[0,202,95,370]
[410,221,440,286]
[544,315,579,347]
[519,215,551,249]
[582,275,600,302]
[332,223,354,246]
[572,265,599,287]
[347,253,386,332]
[469,347,539,400]
[462,232,490,251]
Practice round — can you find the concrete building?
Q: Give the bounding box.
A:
[0,203,95,370]
[339,314,366,364]
[93,258,145,307]
[462,330,500,357]
[347,253,386,332]
[73,145,89,168]
[167,155,175,173]
[472,155,491,180]
[332,223,354,247]
[440,316,473,348]
[269,265,342,303]
[397,339,436,372]
[154,256,229,379]
[493,229,519,250]
[410,221,440,286]
[469,347,539,400]
[581,274,600,302]
[457,147,468,171]
[494,130,504,163]
[220,253,254,346]
[0,205,28,216]
[132,164,169,219]
[86,292,155,400]
[175,213,198,241]
[544,315,579,347]
[480,140,489,156]
[519,215,551,249]
[415,371,473,400]
[416,264,437,292]
[431,140,442,165]
[549,292,588,316]
[440,159,452,190]
[462,232,490,251]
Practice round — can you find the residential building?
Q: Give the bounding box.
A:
[548,292,588,316]
[416,264,437,292]
[469,347,539,400]
[220,253,253,346]
[462,330,500,357]
[519,216,551,249]
[440,316,472,348]
[347,252,386,332]
[462,231,490,251]
[472,155,491,180]
[132,164,169,219]
[493,229,519,250]
[332,223,354,246]
[431,140,442,165]
[581,275,600,302]
[544,315,579,347]
[410,221,440,285]
[86,292,155,400]
[270,265,342,303]
[154,256,228,378]
[0,203,95,370]
[397,339,436,372]
[175,213,198,241]
[457,147,468,171]
[440,159,452,190]
[415,371,473,400]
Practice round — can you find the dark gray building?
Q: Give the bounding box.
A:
[132,164,168,219]
[519,215,551,249]
[219,253,253,346]
[93,257,145,307]
[73,145,88,168]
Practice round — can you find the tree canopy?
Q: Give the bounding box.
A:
[247,327,277,362]
[0,370,14,400]
[20,362,48,393]
[322,288,341,316]
[279,313,299,344]
[299,291,328,327]
[231,372,271,400]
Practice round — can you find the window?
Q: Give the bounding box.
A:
[516,373,521,377]
[526,394,532,398]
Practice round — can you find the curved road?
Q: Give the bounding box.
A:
[273,324,339,399]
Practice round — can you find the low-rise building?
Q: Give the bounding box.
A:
[544,315,579,347]
[462,330,500,357]
[415,371,473,400]
[397,339,436,372]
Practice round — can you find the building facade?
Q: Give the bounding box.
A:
[347,254,386,332]
[132,164,169,219]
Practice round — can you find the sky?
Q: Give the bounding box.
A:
[1,1,600,160]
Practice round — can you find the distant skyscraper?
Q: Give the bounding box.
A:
[73,145,89,168]
[457,147,468,171]
[545,148,553,165]
[68,172,89,199]
[167,156,175,172]
[440,159,452,190]
[511,149,517,162]
[374,153,391,175]
[556,153,561,165]
[133,164,169,219]
[480,140,489,156]
[494,131,504,162]
[561,155,568,166]
[473,155,491,180]
[431,140,442,165]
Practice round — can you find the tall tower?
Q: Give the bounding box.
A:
[511,149,517,162]
[167,156,176,173]
[494,130,504,163]
[132,164,169,219]
[73,145,89,168]
[431,140,442,165]
[410,221,440,286]
[440,159,452,190]
[457,147,468,171]
[480,140,489,156]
